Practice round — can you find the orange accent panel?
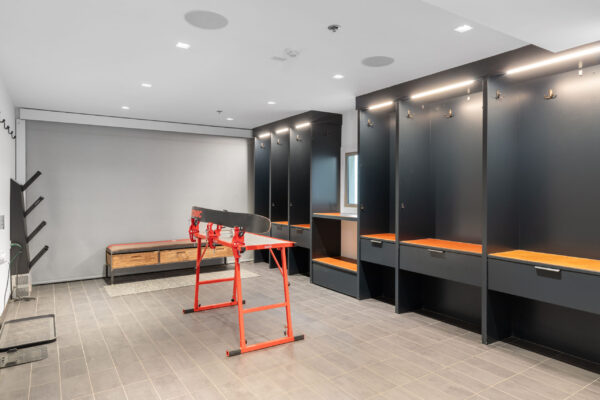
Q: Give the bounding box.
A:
[491,250,600,273]
[313,257,357,272]
[401,238,482,254]
[314,212,341,216]
[291,224,311,229]
[362,233,396,242]
[272,221,289,225]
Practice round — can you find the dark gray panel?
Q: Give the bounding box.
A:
[289,247,309,275]
[270,133,289,222]
[515,68,600,259]
[253,137,270,219]
[488,258,600,315]
[429,93,483,243]
[290,227,310,249]
[360,238,396,268]
[311,218,340,259]
[289,128,311,225]
[399,244,481,287]
[312,261,357,297]
[311,123,341,213]
[397,102,433,240]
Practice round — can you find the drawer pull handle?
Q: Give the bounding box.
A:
[370,240,383,245]
[428,249,444,254]
[534,266,561,273]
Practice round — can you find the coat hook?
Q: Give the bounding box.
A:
[495,90,503,100]
[444,108,454,118]
[260,143,265,149]
[544,89,557,100]
[296,134,302,142]
[277,139,281,145]
[406,110,413,119]
[367,119,374,127]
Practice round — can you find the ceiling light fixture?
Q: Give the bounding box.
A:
[267,101,276,105]
[141,83,152,88]
[333,74,344,79]
[275,128,289,134]
[295,122,311,129]
[176,42,191,49]
[368,100,394,110]
[506,45,600,75]
[454,25,473,33]
[258,132,271,139]
[121,106,130,110]
[411,79,475,99]
[226,117,234,121]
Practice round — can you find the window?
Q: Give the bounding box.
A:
[345,152,358,207]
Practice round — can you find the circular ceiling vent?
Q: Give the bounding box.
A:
[362,56,395,67]
[185,10,228,30]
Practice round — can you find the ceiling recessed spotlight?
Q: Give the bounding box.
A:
[185,10,228,30]
[176,42,191,49]
[454,25,473,33]
[333,74,344,79]
[362,56,394,67]
[226,117,234,121]
[141,83,152,88]
[267,101,276,105]
[121,106,130,110]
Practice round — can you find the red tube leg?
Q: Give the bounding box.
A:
[234,253,246,351]
[281,248,293,338]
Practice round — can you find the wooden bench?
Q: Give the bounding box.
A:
[105,239,233,284]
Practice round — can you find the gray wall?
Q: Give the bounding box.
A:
[26,121,253,284]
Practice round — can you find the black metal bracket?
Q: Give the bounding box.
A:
[22,171,42,191]
[27,221,47,243]
[29,246,49,268]
[25,197,44,217]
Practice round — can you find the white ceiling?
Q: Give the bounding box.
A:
[421,0,600,53]
[0,0,566,129]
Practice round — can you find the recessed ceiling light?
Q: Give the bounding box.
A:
[226,117,234,121]
[267,101,276,105]
[333,74,344,79]
[454,25,473,33]
[141,83,152,88]
[121,106,130,110]
[185,10,229,30]
[362,56,395,67]
[176,42,191,50]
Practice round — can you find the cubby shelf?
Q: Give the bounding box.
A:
[401,238,482,255]
[313,257,358,273]
[361,233,395,242]
[489,250,600,275]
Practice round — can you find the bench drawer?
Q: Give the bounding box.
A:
[361,238,396,268]
[488,259,600,315]
[312,261,357,297]
[290,227,310,248]
[271,224,289,240]
[160,248,196,263]
[205,246,233,259]
[399,244,481,286]
[111,251,159,269]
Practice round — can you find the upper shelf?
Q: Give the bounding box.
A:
[291,223,310,229]
[361,233,396,242]
[272,221,288,225]
[313,212,357,221]
[489,250,600,275]
[401,238,482,255]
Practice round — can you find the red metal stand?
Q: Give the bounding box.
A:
[183,217,303,357]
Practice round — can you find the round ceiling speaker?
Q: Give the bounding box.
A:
[185,10,229,30]
[362,56,395,67]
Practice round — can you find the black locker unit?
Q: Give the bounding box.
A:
[252,111,342,275]
[485,60,600,362]
[253,135,270,263]
[395,84,484,329]
[357,105,398,306]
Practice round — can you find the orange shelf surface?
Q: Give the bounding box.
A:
[401,238,482,254]
[314,212,342,216]
[272,221,289,225]
[291,224,311,229]
[313,257,357,272]
[362,233,396,242]
[491,250,600,274]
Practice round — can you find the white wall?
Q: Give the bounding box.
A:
[26,121,253,284]
[0,75,16,316]
[340,110,358,259]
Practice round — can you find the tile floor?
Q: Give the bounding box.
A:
[1,262,599,400]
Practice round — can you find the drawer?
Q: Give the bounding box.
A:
[290,227,310,248]
[399,244,481,287]
[160,248,197,263]
[271,224,289,240]
[488,259,600,315]
[312,261,357,297]
[204,246,233,259]
[111,251,159,269]
[360,238,396,268]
